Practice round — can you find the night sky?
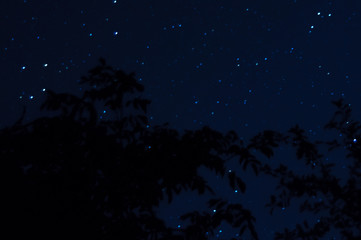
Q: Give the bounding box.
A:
[2,0,361,239]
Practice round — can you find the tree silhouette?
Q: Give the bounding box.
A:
[2,58,360,239]
[262,99,361,239]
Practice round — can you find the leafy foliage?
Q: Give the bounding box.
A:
[2,59,361,239]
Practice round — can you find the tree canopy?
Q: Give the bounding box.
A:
[2,58,361,239]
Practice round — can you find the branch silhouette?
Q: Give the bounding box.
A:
[2,58,361,239]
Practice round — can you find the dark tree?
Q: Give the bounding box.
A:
[2,58,360,239]
[262,99,361,239]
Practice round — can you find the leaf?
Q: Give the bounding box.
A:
[208,198,222,208]
[239,225,247,236]
[228,171,236,189]
[236,177,246,193]
[251,163,259,176]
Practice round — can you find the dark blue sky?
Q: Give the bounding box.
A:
[1,0,361,239]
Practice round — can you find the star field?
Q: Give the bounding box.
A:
[1,0,361,239]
